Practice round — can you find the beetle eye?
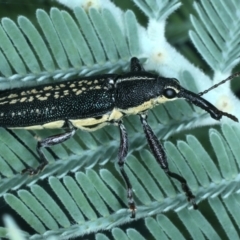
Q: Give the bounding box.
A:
[163,88,177,99]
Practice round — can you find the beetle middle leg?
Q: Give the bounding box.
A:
[22,120,77,175]
[139,113,197,209]
[117,120,136,218]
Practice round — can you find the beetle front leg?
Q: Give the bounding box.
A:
[139,113,197,209]
[117,120,136,218]
[22,120,77,175]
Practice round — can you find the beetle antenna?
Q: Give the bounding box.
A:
[197,72,240,122]
[198,72,240,96]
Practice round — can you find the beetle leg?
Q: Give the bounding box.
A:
[130,57,145,72]
[118,120,136,218]
[139,113,197,209]
[22,120,76,175]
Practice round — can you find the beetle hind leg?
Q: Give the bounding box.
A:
[22,120,76,175]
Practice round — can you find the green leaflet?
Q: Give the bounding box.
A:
[0,7,135,88]
[132,0,181,20]
[190,0,240,72]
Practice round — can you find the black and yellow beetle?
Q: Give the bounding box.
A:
[0,57,237,217]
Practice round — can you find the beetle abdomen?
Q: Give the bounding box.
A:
[0,76,116,128]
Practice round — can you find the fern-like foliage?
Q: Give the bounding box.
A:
[0,0,240,239]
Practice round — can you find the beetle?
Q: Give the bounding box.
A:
[0,57,238,218]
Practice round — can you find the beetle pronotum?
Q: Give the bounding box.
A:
[0,57,238,217]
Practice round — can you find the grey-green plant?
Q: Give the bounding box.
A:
[0,0,240,239]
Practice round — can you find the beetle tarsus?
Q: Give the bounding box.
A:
[21,160,48,175]
[190,197,198,210]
